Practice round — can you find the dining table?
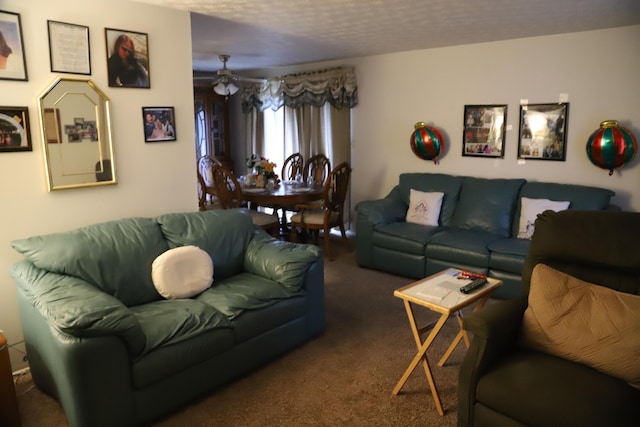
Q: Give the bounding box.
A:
[241,182,324,233]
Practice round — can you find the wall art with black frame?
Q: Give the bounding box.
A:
[462,104,507,158]
[518,103,569,161]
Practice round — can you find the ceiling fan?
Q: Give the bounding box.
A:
[194,54,265,96]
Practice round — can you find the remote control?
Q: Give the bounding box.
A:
[460,278,488,294]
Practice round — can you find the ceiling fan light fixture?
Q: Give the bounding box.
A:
[213,81,239,96]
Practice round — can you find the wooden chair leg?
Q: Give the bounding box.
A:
[339,222,351,251]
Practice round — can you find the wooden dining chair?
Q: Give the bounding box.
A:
[281,153,305,181]
[290,162,352,260]
[197,156,222,210]
[303,154,331,186]
[210,165,280,236]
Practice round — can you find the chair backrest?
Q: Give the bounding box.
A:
[522,210,640,296]
[198,155,222,187]
[304,154,331,186]
[281,153,304,181]
[211,165,243,209]
[322,162,351,214]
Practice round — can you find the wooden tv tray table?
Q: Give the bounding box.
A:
[392,269,502,416]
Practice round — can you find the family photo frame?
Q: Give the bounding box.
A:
[518,103,569,161]
[142,107,176,142]
[105,28,150,88]
[0,10,28,81]
[462,104,507,158]
[0,106,31,152]
[47,20,91,75]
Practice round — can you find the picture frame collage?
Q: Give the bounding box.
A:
[1,8,175,153]
[463,102,569,161]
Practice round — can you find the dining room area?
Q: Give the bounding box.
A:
[194,66,357,259]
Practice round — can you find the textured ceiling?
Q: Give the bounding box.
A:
[134,0,640,72]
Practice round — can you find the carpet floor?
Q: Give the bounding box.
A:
[15,237,467,426]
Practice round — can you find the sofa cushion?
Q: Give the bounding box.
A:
[373,222,442,255]
[151,246,214,299]
[451,177,525,237]
[197,272,296,320]
[511,182,615,236]
[398,173,464,226]
[11,217,168,307]
[521,264,640,388]
[406,189,444,226]
[157,210,255,282]
[516,197,570,239]
[425,229,501,267]
[130,299,233,388]
[487,238,531,274]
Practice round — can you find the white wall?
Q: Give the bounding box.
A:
[349,26,640,212]
[0,0,196,370]
[237,25,640,218]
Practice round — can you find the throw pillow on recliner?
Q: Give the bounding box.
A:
[405,189,443,226]
[520,264,640,388]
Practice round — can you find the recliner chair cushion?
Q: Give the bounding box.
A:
[521,264,640,388]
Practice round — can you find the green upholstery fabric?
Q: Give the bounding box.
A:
[9,261,146,356]
[458,210,640,427]
[355,173,615,298]
[11,217,168,306]
[510,181,616,236]
[398,173,463,226]
[157,209,255,282]
[10,210,325,427]
[451,177,525,237]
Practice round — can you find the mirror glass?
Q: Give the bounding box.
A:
[38,77,115,190]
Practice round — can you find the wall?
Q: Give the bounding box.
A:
[242,25,640,214]
[0,0,196,370]
[349,26,640,212]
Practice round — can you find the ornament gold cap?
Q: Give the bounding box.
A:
[414,121,426,129]
[600,120,618,128]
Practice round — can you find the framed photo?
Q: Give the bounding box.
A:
[518,103,569,161]
[47,20,91,75]
[105,28,150,88]
[0,10,28,81]
[462,104,507,158]
[142,107,176,142]
[0,106,31,152]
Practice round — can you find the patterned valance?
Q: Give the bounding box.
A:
[241,66,358,113]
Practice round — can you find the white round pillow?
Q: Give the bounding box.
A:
[151,245,214,299]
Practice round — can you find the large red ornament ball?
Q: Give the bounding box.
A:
[410,122,444,164]
[586,120,637,176]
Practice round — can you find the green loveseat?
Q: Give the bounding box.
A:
[355,173,616,298]
[10,209,325,427]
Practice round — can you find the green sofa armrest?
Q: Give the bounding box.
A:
[10,260,146,356]
[243,232,322,293]
[458,297,528,426]
[355,192,407,227]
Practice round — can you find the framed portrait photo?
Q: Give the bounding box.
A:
[105,28,150,88]
[518,103,569,161]
[47,20,91,75]
[142,107,176,142]
[0,10,28,81]
[0,106,31,152]
[462,104,507,158]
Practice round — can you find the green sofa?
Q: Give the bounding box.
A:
[10,209,325,427]
[355,173,616,298]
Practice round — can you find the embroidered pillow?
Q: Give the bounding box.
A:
[517,197,570,239]
[405,189,444,226]
[151,245,214,299]
[521,264,640,388]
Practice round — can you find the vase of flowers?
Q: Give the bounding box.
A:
[246,154,277,188]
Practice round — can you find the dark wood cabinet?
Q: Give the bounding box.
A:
[194,85,232,169]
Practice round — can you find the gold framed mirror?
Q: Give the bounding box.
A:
[37,77,116,191]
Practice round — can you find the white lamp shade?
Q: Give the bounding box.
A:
[213,82,239,96]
